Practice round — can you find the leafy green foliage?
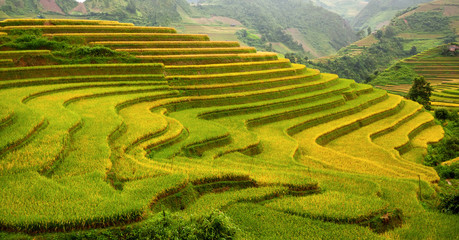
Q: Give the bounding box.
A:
[407,76,432,109]
[48,210,238,240]
[435,163,459,180]
[425,112,459,168]
[3,34,69,51]
[438,192,459,214]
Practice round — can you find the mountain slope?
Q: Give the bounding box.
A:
[0,0,78,16]
[310,0,370,19]
[352,0,432,30]
[194,0,358,57]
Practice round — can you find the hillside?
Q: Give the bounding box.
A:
[0,0,191,26]
[186,0,358,57]
[0,0,78,16]
[373,44,459,109]
[310,0,459,83]
[352,0,433,30]
[0,18,457,239]
[310,0,370,19]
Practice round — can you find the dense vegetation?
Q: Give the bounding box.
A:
[310,31,409,83]
[0,18,457,240]
[193,0,358,57]
[428,109,459,214]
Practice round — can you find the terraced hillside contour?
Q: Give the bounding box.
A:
[0,19,456,238]
[377,44,459,109]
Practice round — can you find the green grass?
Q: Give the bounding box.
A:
[226,203,384,239]
[265,191,389,223]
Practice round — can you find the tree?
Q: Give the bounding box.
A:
[367,26,372,36]
[126,0,137,14]
[409,46,418,55]
[407,76,433,109]
[375,30,383,39]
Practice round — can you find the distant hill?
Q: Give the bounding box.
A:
[352,0,432,30]
[310,0,370,19]
[0,0,78,16]
[310,0,458,82]
[374,43,459,109]
[194,0,358,57]
[0,0,191,26]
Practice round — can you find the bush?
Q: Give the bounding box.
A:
[53,210,238,240]
[438,192,459,214]
[71,46,118,58]
[425,137,459,166]
[435,163,459,179]
[3,34,69,51]
[435,108,450,121]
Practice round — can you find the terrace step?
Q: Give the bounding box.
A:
[323,99,440,177]
[410,124,444,149]
[137,53,278,65]
[0,50,51,60]
[373,111,436,157]
[0,74,166,89]
[432,91,459,99]
[5,25,176,33]
[93,41,241,49]
[0,106,46,159]
[165,59,292,76]
[149,76,350,117]
[245,95,346,128]
[0,63,165,81]
[145,115,187,157]
[152,111,230,159]
[0,59,13,67]
[174,69,323,95]
[196,75,346,120]
[285,88,388,137]
[45,33,209,42]
[291,93,438,181]
[1,86,173,175]
[167,63,304,86]
[116,47,256,55]
[0,19,134,27]
[50,89,174,178]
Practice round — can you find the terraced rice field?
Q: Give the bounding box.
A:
[402,44,459,108]
[0,19,457,238]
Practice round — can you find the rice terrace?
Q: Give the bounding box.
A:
[0,19,458,239]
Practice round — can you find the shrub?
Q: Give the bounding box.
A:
[53,210,238,240]
[435,163,459,179]
[435,108,450,121]
[438,192,459,214]
[425,137,459,166]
